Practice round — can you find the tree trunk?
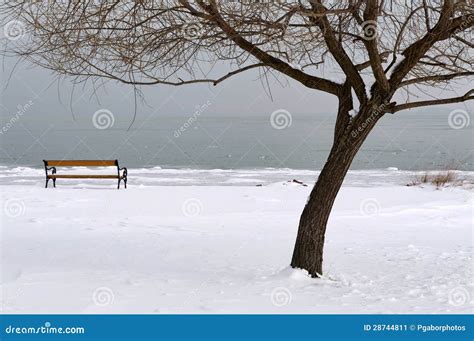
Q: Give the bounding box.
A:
[291,103,381,277]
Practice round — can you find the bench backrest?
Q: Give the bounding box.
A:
[44,160,118,167]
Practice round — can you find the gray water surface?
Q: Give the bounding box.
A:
[0,112,472,170]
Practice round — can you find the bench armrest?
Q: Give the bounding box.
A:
[119,167,128,177]
[45,166,56,174]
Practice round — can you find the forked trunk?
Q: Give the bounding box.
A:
[291,104,381,277]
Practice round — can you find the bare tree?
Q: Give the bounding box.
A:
[1,0,472,277]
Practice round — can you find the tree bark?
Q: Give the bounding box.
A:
[291,104,381,277]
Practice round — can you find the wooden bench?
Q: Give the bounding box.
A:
[43,160,128,189]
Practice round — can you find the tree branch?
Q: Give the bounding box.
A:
[309,1,367,104]
[43,62,266,87]
[387,90,474,113]
[399,72,474,87]
[187,0,341,96]
[363,0,390,93]
[389,1,468,91]
[355,51,391,71]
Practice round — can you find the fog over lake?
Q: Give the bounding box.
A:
[1,59,472,170]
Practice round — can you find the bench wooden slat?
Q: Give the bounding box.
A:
[45,160,117,167]
[47,175,122,179]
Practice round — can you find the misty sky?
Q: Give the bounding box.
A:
[1,57,339,127]
[1,55,472,131]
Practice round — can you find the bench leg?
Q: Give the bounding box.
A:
[45,178,49,188]
[117,179,120,190]
[124,178,127,189]
[53,179,56,188]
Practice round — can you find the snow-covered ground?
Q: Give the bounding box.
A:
[0,167,473,314]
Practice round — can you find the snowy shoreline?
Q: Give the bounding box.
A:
[0,167,473,314]
[1,165,473,187]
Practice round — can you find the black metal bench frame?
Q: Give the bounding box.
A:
[43,160,128,189]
